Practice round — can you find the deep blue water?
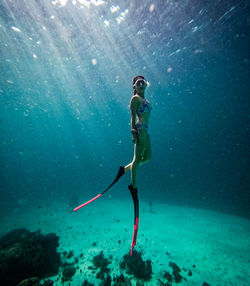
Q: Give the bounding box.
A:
[0,0,249,217]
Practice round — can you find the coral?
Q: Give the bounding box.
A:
[169,262,181,273]
[61,265,76,282]
[163,271,173,282]
[113,274,132,285]
[92,251,112,284]
[66,250,74,259]
[96,270,106,280]
[120,250,152,281]
[0,228,60,286]
[162,261,185,283]
[74,257,79,263]
[79,253,84,258]
[92,251,111,273]
[100,274,111,286]
[169,261,183,283]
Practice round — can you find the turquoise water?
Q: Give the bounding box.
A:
[0,0,249,218]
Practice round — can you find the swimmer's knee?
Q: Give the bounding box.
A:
[139,156,151,166]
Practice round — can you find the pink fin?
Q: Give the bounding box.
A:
[73,194,102,212]
[130,217,139,256]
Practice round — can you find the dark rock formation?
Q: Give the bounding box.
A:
[169,261,181,273]
[100,274,111,286]
[92,251,111,283]
[163,271,173,282]
[169,261,183,283]
[92,251,111,273]
[162,261,186,284]
[120,250,152,281]
[61,265,76,282]
[0,228,60,286]
[66,250,74,259]
[113,274,132,285]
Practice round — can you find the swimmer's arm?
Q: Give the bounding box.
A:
[130,96,138,130]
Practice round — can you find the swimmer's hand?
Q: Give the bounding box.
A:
[132,133,138,144]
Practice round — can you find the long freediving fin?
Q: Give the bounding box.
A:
[73,166,125,212]
[128,184,139,256]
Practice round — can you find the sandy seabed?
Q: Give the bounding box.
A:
[0,194,249,286]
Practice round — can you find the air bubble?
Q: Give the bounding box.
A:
[91,58,97,65]
[149,4,155,13]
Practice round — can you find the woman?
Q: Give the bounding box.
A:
[115,75,152,192]
[116,75,152,255]
[74,76,152,255]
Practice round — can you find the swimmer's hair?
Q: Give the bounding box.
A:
[132,75,145,95]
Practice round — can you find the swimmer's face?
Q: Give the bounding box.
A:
[134,78,148,93]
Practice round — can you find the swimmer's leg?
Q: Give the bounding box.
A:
[128,184,139,256]
[127,138,145,188]
[138,133,151,166]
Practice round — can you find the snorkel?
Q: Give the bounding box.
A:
[133,75,149,95]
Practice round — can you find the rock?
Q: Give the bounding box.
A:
[92,251,111,283]
[169,262,181,273]
[62,265,76,282]
[96,270,105,280]
[163,271,173,282]
[113,274,132,285]
[120,250,152,281]
[66,250,74,259]
[100,274,111,286]
[0,228,61,286]
[173,272,182,283]
[169,261,183,283]
[92,251,111,273]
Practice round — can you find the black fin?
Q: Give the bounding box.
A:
[102,166,125,195]
[128,184,139,221]
[115,166,125,182]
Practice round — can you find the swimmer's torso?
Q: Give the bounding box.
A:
[135,95,152,126]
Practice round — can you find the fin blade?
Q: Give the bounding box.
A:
[130,217,139,256]
[73,194,102,211]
